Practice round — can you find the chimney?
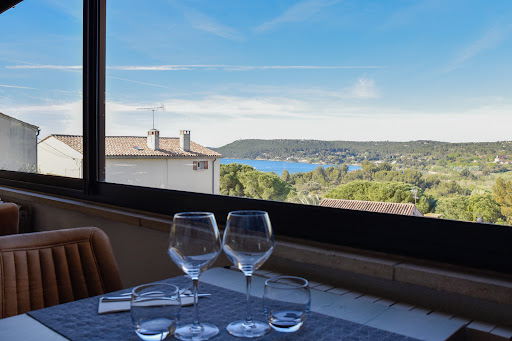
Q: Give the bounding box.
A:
[147,129,159,150]
[180,130,190,152]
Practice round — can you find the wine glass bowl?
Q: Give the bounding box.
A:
[222,210,275,338]
[167,212,221,341]
[168,212,221,279]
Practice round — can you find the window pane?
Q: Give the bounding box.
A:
[104,1,512,226]
[0,1,83,178]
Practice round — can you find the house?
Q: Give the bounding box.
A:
[0,112,39,173]
[494,155,511,164]
[38,129,222,194]
[319,198,423,217]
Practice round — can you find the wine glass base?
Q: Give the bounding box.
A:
[174,323,219,341]
[226,320,271,338]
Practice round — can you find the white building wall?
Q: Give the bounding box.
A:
[0,115,38,172]
[37,137,220,193]
[106,159,168,189]
[37,137,83,178]
[106,157,220,194]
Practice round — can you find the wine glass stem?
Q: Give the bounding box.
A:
[245,275,253,324]
[193,278,200,327]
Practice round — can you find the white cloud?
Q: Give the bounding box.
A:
[255,0,340,32]
[107,76,169,88]
[2,100,82,139]
[0,84,36,90]
[183,8,244,41]
[6,65,82,71]
[8,64,384,72]
[347,77,379,99]
[5,91,511,148]
[108,64,383,71]
[445,23,512,72]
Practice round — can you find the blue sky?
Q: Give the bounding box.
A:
[1,0,512,146]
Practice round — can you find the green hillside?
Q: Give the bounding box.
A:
[213,139,512,168]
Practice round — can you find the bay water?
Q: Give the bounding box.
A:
[220,158,361,176]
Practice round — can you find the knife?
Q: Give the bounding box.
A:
[102,293,211,302]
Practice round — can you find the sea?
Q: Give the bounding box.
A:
[220,158,361,175]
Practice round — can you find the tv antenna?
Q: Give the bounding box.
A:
[137,104,165,129]
[410,187,419,205]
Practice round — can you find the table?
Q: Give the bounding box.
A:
[0,268,465,340]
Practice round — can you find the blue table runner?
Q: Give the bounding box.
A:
[28,276,419,341]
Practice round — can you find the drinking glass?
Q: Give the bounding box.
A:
[167,212,222,341]
[263,276,310,333]
[222,210,275,338]
[131,283,181,341]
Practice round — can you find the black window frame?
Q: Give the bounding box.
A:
[1,0,511,275]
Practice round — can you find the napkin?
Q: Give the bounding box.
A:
[98,295,195,314]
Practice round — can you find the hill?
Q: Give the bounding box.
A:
[213,139,512,168]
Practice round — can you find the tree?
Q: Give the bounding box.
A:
[416,194,437,214]
[468,194,504,224]
[429,180,470,197]
[340,164,349,174]
[281,169,290,182]
[239,170,291,201]
[435,197,473,221]
[220,163,255,197]
[460,168,476,180]
[220,163,292,201]
[436,194,505,223]
[325,181,415,203]
[493,177,512,222]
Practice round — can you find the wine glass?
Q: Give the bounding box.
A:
[222,210,275,338]
[167,212,222,341]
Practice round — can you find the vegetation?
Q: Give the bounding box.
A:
[214,139,512,171]
[220,163,292,201]
[218,139,512,226]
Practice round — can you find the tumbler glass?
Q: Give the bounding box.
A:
[263,276,310,333]
[131,283,181,341]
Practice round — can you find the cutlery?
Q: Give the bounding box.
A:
[102,293,210,302]
[118,283,193,297]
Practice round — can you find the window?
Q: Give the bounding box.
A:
[96,1,512,227]
[194,161,209,171]
[0,0,83,179]
[1,0,511,276]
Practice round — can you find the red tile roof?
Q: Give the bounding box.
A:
[44,135,221,158]
[320,198,422,217]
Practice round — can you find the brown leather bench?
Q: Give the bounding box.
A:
[0,227,123,318]
[0,203,19,236]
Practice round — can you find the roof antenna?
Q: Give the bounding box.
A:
[137,104,165,129]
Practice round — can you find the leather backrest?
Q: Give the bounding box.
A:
[0,227,123,318]
[0,203,19,236]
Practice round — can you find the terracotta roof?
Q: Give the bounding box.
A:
[42,135,221,158]
[320,198,422,217]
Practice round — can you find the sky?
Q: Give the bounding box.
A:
[1,0,512,147]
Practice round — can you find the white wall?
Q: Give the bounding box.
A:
[0,115,38,172]
[37,137,220,193]
[106,157,221,194]
[37,137,83,178]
